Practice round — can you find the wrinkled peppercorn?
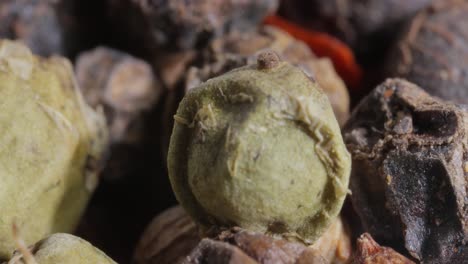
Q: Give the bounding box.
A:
[310,216,352,264]
[134,0,279,51]
[168,53,351,244]
[185,238,259,264]
[344,78,468,263]
[185,229,327,264]
[74,47,167,264]
[386,0,468,104]
[0,39,108,260]
[354,233,415,264]
[133,206,200,264]
[133,206,352,264]
[76,46,162,181]
[0,0,63,56]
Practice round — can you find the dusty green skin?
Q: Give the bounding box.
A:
[0,40,107,259]
[6,233,116,264]
[168,55,351,244]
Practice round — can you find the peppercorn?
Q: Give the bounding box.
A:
[168,52,351,244]
[133,206,200,264]
[385,0,468,104]
[185,228,327,264]
[7,233,116,264]
[310,216,352,264]
[133,205,352,264]
[354,233,415,264]
[343,78,468,263]
[133,0,279,51]
[185,238,259,264]
[76,46,162,181]
[0,39,107,260]
[0,0,64,56]
[74,46,167,263]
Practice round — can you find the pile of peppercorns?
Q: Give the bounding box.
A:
[0,0,467,263]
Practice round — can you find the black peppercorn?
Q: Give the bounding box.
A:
[386,0,468,104]
[279,0,432,66]
[344,78,468,263]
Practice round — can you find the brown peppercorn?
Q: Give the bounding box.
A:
[185,238,259,264]
[187,229,327,264]
[74,47,164,263]
[310,217,352,264]
[134,206,351,264]
[76,46,162,181]
[386,0,468,104]
[133,206,200,264]
[354,233,415,264]
[343,78,468,263]
[134,0,279,51]
[0,0,63,56]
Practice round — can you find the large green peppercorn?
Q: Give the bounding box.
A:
[168,52,351,243]
[0,40,107,259]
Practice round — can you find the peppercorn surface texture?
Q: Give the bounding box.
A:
[344,78,468,263]
[168,58,351,243]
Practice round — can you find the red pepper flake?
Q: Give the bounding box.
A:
[264,15,363,90]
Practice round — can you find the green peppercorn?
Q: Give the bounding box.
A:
[0,40,107,259]
[168,52,351,243]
